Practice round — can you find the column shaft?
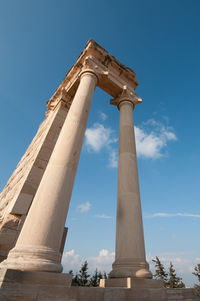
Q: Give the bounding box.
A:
[0,71,97,273]
[110,100,152,279]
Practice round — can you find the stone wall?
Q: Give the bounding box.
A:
[0,100,69,261]
[0,283,199,301]
[1,269,198,301]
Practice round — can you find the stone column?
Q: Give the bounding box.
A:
[109,88,152,279]
[0,69,98,273]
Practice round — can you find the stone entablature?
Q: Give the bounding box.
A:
[46,39,139,113]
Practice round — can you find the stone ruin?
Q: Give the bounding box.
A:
[0,39,199,301]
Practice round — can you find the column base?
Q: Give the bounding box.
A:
[0,268,72,287]
[0,245,62,273]
[0,268,72,301]
[100,278,163,288]
[109,258,153,279]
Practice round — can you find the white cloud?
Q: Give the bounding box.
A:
[94,214,112,219]
[89,249,115,272]
[163,131,177,140]
[145,212,200,218]
[62,249,115,274]
[100,112,107,121]
[109,150,118,168]
[135,126,163,159]
[85,118,176,164]
[85,123,115,152]
[77,201,91,213]
[62,250,81,272]
[85,123,118,168]
[135,119,177,159]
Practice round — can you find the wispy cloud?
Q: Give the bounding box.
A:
[99,112,107,121]
[94,214,112,219]
[85,123,116,152]
[85,123,118,168]
[145,212,200,218]
[135,118,177,159]
[77,201,91,213]
[108,150,118,168]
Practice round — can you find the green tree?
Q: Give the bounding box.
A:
[103,271,108,279]
[167,262,185,288]
[90,269,103,287]
[68,269,79,286]
[193,264,200,296]
[193,264,200,282]
[78,261,90,286]
[152,256,168,286]
[72,273,80,286]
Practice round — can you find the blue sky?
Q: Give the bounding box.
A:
[0,0,200,286]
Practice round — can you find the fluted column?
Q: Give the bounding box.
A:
[0,69,98,273]
[109,88,152,279]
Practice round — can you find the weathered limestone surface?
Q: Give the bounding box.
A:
[0,272,199,301]
[0,268,199,301]
[100,277,163,288]
[0,100,69,262]
[108,89,151,280]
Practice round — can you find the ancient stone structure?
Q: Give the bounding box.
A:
[0,92,69,262]
[0,39,199,301]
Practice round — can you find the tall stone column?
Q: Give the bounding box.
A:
[109,88,152,279]
[0,69,98,273]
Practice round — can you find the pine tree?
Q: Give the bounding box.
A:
[98,271,103,282]
[72,273,80,286]
[90,269,99,287]
[193,264,200,282]
[167,262,185,288]
[152,256,168,286]
[193,264,200,296]
[78,261,90,286]
[98,271,103,283]
[90,269,103,287]
[69,270,79,286]
[103,271,108,279]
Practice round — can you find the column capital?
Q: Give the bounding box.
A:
[110,86,142,110]
[79,56,103,85]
